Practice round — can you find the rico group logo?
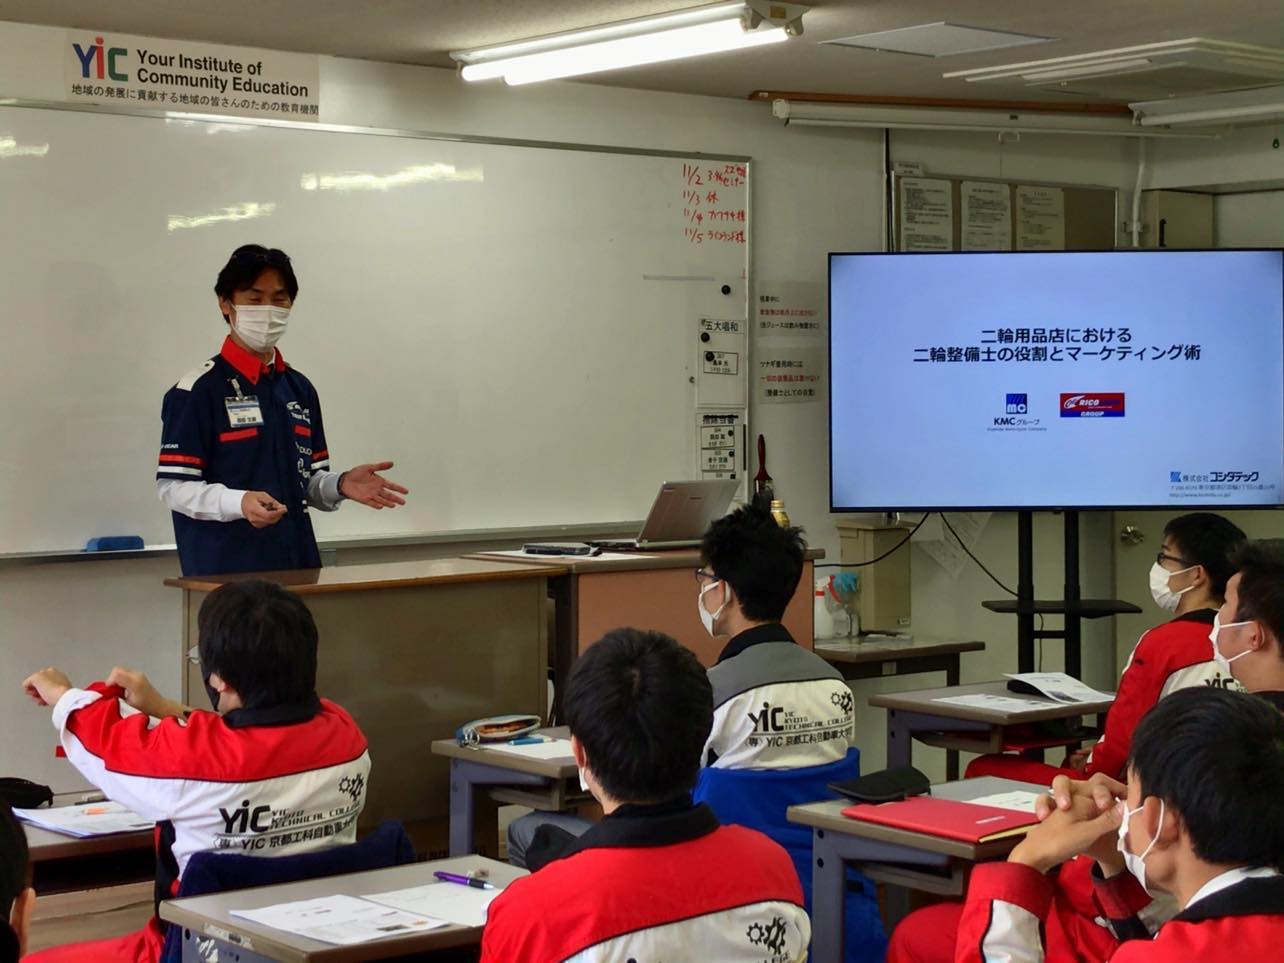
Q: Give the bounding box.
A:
[1005,393,1028,414]
[72,36,129,81]
[1060,393,1125,418]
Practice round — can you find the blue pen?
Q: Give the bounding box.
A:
[509,736,547,746]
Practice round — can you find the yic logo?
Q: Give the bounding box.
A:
[747,702,786,734]
[72,37,129,81]
[1005,393,1028,414]
[219,799,272,834]
[1060,393,1125,418]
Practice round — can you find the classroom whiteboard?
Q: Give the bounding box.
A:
[0,104,749,553]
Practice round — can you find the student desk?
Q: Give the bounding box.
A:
[817,637,987,780]
[430,728,583,857]
[869,681,1113,775]
[166,559,567,831]
[788,777,1043,963]
[24,794,155,893]
[160,855,525,962]
[467,548,822,715]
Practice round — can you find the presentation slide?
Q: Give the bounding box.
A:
[830,250,1284,510]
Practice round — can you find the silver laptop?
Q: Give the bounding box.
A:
[594,480,738,551]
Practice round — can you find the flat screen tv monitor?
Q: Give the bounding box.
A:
[829,249,1284,511]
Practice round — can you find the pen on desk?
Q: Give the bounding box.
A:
[508,736,547,746]
[434,871,496,890]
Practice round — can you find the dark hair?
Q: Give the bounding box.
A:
[1232,538,1284,648]
[214,245,299,308]
[1162,513,1246,598]
[700,503,806,622]
[564,628,713,803]
[0,799,27,961]
[1129,687,1284,870]
[197,579,318,710]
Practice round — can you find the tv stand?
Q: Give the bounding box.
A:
[982,510,1141,677]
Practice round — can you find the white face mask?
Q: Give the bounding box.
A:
[1117,797,1165,892]
[233,304,290,353]
[1149,561,1195,612]
[698,580,728,637]
[1209,613,1254,676]
[577,764,593,794]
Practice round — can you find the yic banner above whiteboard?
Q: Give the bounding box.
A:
[63,29,319,121]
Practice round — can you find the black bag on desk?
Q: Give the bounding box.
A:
[0,777,53,810]
[828,766,931,804]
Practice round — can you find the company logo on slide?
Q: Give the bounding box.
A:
[1171,471,1184,483]
[1005,393,1028,414]
[71,36,130,81]
[1060,393,1125,418]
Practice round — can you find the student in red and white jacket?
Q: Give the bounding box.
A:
[21,579,371,963]
[481,628,810,963]
[956,687,1284,963]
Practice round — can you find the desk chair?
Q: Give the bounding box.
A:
[694,750,887,963]
[160,821,415,963]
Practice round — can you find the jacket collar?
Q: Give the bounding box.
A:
[1173,874,1284,924]
[1172,608,1217,625]
[222,693,322,730]
[561,795,718,857]
[220,335,285,386]
[717,622,795,664]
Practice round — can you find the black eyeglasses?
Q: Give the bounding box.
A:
[1156,552,1194,568]
[694,567,716,583]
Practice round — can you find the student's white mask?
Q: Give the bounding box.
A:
[1148,562,1195,612]
[1209,613,1254,676]
[233,304,290,353]
[698,580,728,636]
[1117,798,1165,892]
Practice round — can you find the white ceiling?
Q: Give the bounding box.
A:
[1,0,1281,102]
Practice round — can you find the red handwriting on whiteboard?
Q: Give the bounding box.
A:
[683,163,703,186]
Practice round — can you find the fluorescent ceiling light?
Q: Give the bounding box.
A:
[771,99,1220,139]
[824,22,1053,58]
[1131,84,1284,127]
[452,2,803,85]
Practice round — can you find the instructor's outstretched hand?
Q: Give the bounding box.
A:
[340,462,409,510]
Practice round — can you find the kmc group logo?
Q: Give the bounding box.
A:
[72,36,129,81]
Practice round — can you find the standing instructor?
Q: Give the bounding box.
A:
[157,245,407,576]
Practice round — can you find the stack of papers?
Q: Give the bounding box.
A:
[933,693,1052,712]
[229,880,503,946]
[1004,672,1113,704]
[14,801,152,837]
[485,738,575,760]
[963,790,1046,814]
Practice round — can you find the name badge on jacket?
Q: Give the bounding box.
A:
[224,397,265,427]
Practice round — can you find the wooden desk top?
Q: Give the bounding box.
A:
[788,799,1019,861]
[164,557,569,594]
[25,824,154,863]
[815,637,986,665]
[160,856,525,963]
[868,681,1114,724]
[466,546,824,575]
[430,728,578,780]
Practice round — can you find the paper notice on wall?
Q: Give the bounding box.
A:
[1015,186,1066,250]
[912,512,992,579]
[961,182,1012,251]
[696,410,743,484]
[63,30,320,120]
[757,346,824,404]
[756,281,825,342]
[899,177,954,251]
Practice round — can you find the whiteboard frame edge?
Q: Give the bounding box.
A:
[0,98,753,162]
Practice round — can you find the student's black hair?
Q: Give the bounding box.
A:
[1162,513,1246,598]
[1128,687,1284,870]
[1232,538,1284,650]
[197,579,318,710]
[563,628,713,803]
[700,501,806,622]
[214,245,299,312]
[0,800,27,962]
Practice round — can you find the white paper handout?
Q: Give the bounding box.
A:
[484,738,575,760]
[933,694,1053,712]
[14,801,152,838]
[368,881,502,928]
[1004,673,1112,704]
[965,791,1046,813]
[230,894,446,946]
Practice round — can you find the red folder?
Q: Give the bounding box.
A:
[841,795,1039,843]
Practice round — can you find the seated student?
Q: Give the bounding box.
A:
[967,512,1245,785]
[1,801,35,963]
[19,579,371,963]
[957,687,1284,963]
[1209,538,1284,709]
[481,628,810,963]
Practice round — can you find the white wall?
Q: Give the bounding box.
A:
[1215,190,1284,247]
[1146,124,1284,191]
[0,19,1262,790]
